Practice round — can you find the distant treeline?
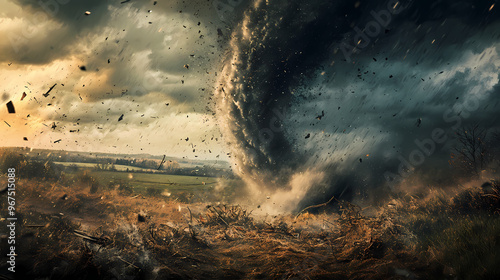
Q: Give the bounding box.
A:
[0,147,234,179]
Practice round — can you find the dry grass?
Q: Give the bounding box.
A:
[0,177,499,279]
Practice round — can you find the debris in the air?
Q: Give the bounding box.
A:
[6,101,15,113]
[154,1,157,5]
[61,194,68,200]
[108,59,110,64]
[54,139,62,143]
[118,114,124,121]
[120,0,131,3]
[138,214,146,222]
[185,137,189,141]
[373,58,377,61]
[316,111,325,120]
[157,155,166,170]
[84,11,91,16]
[79,66,87,71]
[21,92,27,101]
[389,75,393,78]
[184,64,189,69]
[4,121,10,127]
[217,28,223,37]
[51,122,57,129]
[490,4,495,11]
[23,137,28,141]
[392,113,397,117]
[305,133,311,139]
[416,118,422,127]
[359,158,363,163]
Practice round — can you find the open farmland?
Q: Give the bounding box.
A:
[55,162,147,171]
[88,170,218,195]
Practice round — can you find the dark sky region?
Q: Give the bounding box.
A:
[1,0,499,212]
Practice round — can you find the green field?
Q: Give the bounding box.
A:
[55,162,146,171]
[86,170,218,199]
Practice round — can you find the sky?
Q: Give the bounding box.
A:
[212,0,500,210]
[0,0,249,160]
[1,0,500,210]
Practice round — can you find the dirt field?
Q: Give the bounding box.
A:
[0,175,499,280]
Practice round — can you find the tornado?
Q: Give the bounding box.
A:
[214,0,362,212]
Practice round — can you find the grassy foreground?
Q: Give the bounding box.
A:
[0,175,499,280]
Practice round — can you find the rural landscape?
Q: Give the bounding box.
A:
[0,146,499,279]
[1,0,500,279]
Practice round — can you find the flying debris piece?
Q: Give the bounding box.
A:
[185,137,189,141]
[183,64,189,69]
[84,11,91,15]
[415,118,422,127]
[490,4,495,11]
[51,122,57,129]
[6,101,15,113]
[157,155,166,170]
[21,92,27,101]
[389,75,393,78]
[138,214,146,222]
[43,83,57,97]
[54,139,62,143]
[108,59,110,64]
[305,133,311,139]
[118,114,124,121]
[120,0,131,3]
[373,58,377,61]
[217,28,223,37]
[23,137,28,141]
[4,121,11,127]
[316,110,325,120]
[79,66,87,71]
[359,158,363,163]
[154,1,157,5]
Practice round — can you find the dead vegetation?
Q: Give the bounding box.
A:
[0,178,499,279]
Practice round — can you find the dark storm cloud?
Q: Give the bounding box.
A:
[217,0,365,185]
[4,0,112,64]
[216,0,500,209]
[293,0,500,207]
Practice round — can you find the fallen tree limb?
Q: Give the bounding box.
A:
[295,195,336,219]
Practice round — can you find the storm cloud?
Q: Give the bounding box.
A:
[215,0,500,211]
